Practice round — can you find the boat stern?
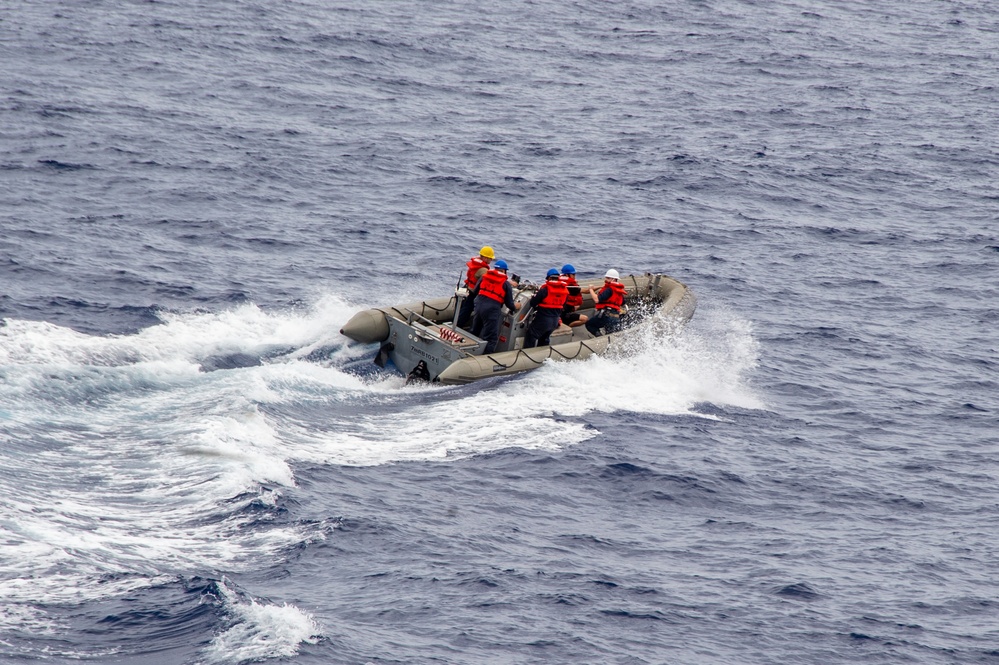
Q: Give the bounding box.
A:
[383,316,486,382]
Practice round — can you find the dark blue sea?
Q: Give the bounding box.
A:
[2,1,997,663]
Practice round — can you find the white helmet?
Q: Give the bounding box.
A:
[604,268,620,280]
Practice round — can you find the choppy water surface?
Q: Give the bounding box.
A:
[1,0,997,663]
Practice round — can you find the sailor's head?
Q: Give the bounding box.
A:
[561,264,576,275]
[494,259,509,272]
[604,268,620,282]
[546,268,560,281]
[479,245,495,261]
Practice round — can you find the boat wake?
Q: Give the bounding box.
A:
[0,289,759,662]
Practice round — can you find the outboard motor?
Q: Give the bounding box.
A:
[406,360,431,384]
[492,285,536,353]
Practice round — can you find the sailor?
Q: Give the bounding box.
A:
[471,259,521,354]
[558,264,588,329]
[524,268,570,348]
[584,269,627,336]
[456,245,494,329]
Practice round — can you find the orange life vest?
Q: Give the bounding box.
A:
[464,257,490,289]
[595,281,626,312]
[477,269,509,303]
[559,274,583,308]
[538,280,569,310]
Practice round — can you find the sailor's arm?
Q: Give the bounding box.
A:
[503,282,521,310]
[588,285,611,304]
[528,285,548,308]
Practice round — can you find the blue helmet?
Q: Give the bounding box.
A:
[561,264,576,275]
[546,268,560,279]
[494,259,508,270]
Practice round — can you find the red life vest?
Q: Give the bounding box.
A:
[560,274,583,308]
[464,257,490,289]
[595,281,627,312]
[477,269,509,303]
[538,279,569,310]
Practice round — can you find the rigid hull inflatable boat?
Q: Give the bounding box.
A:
[339,273,696,385]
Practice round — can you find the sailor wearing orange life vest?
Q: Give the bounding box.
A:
[585,269,627,336]
[470,259,521,354]
[524,269,570,348]
[457,245,495,329]
[558,264,588,329]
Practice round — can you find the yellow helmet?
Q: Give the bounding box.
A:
[479,245,495,259]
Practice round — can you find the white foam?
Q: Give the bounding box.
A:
[0,292,360,368]
[553,303,765,415]
[0,295,367,636]
[271,303,763,467]
[200,579,320,665]
[1,293,762,488]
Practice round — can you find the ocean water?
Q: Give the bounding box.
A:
[1,0,997,663]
